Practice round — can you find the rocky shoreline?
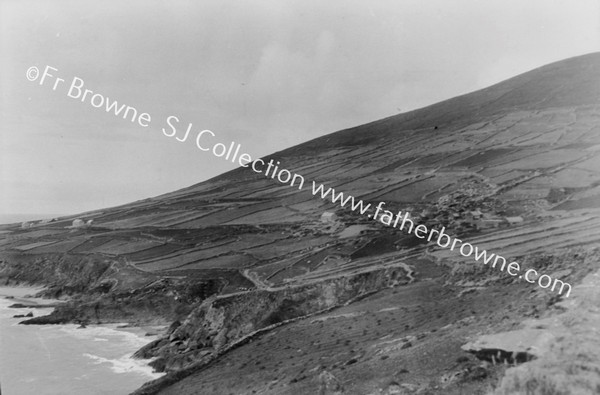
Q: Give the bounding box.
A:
[0,251,415,394]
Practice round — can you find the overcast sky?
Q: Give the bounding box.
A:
[1,0,599,220]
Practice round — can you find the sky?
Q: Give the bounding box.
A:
[1,0,599,220]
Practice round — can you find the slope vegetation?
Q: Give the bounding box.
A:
[1,52,600,395]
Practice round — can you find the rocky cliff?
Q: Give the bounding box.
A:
[134,265,410,379]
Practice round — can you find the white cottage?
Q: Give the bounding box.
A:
[320,212,337,223]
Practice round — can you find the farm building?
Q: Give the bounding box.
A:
[71,219,93,229]
[467,210,483,220]
[320,212,337,223]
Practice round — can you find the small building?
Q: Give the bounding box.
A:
[71,218,93,229]
[320,212,337,223]
[421,208,436,219]
[467,210,483,220]
[437,195,452,206]
[72,219,85,228]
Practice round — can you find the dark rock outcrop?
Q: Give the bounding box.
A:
[137,266,410,372]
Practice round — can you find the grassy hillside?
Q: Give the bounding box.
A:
[2,52,600,395]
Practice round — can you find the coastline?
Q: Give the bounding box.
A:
[0,285,165,395]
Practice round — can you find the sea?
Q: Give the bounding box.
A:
[0,214,64,226]
[0,287,164,395]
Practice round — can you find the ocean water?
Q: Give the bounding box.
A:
[0,214,64,226]
[0,287,164,395]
